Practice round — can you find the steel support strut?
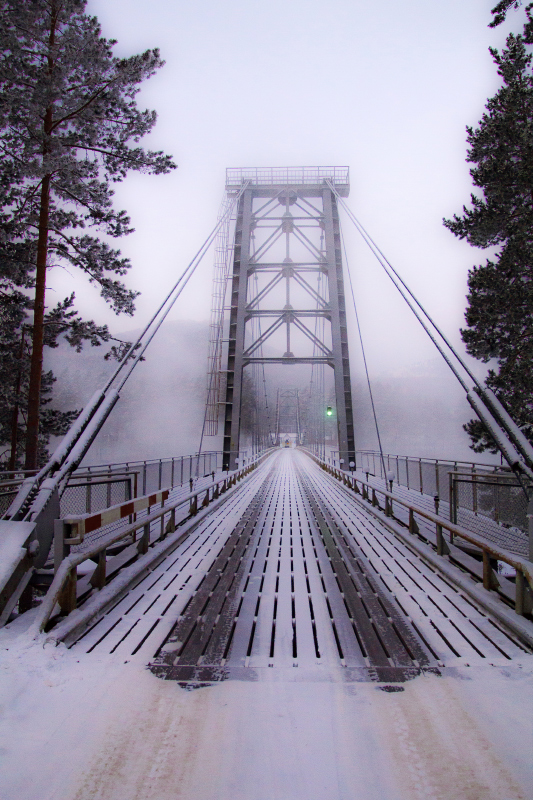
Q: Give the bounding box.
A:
[221,168,355,470]
[223,188,253,469]
[322,188,355,466]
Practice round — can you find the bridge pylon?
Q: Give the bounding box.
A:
[221,167,355,470]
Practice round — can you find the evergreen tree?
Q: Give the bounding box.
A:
[0,0,176,468]
[444,7,533,453]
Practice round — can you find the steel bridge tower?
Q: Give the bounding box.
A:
[222,167,355,470]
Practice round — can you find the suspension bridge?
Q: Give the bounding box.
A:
[0,167,532,800]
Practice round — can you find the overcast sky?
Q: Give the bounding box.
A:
[48,0,525,460]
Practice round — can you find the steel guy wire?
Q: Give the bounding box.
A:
[339,217,388,483]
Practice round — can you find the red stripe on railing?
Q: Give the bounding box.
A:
[85,514,102,534]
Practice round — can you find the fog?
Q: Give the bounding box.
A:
[46,322,208,465]
[44,0,521,466]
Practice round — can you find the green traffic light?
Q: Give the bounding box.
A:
[326,406,333,416]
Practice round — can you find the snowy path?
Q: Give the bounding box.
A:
[1,449,532,800]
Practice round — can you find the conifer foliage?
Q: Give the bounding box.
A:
[0,0,176,468]
[444,3,533,452]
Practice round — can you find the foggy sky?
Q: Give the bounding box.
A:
[46,0,523,464]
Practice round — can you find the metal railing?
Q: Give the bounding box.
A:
[449,471,531,539]
[75,451,225,496]
[59,471,138,517]
[330,450,501,504]
[35,450,275,633]
[312,453,533,618]
[225,166,350,190]
[0,452,231,517]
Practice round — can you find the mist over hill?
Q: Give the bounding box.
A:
[352,358,500,465]
[44,320,497,468]
[45,320,209,465]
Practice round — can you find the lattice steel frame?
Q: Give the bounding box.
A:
[222,168,355,470]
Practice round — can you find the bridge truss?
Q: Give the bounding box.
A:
[220,167,355,470]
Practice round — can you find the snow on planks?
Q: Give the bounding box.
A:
[68,449,530,685]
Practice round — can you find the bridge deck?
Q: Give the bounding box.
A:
[0,449,532,799]
[70,449,528,676]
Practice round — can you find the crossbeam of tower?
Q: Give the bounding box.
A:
[221,167,355,470]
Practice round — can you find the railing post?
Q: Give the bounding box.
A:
[202,489,210,508]
[138,522,150,555]
[409,508,419,535]
[58,568,77,615]
[190,494,198,516]
[436,524,449,556]
[516,570,525,616]
[449,473,455,524]
[482,550,499,591]
[163,508,176,539]
[54,520,71,572]
[90,549,107,589]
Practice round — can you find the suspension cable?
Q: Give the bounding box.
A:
[326,179,533,488]
[339,219,388,482]
[112,182,249,393]
[327,182,481,391]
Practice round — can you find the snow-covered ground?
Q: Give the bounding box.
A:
[1,449,532,799]
[0,627,532,800]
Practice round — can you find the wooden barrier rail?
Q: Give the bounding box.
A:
[307,452,533,617]
[37,451,275,633]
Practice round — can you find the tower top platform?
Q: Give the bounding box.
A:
[225,166,350,197]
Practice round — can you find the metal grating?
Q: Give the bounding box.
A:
[225,166,350,193]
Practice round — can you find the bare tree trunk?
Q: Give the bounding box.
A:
[24,173,51,470]
[24,7,57,470]
[8,327,26,471]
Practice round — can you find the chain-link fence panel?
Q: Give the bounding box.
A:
[452,475,529,532]
[60,478,133,517]
[449,474,529,556]
[0,491,17,516]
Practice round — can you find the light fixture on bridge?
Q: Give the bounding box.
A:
[326,406,333,416]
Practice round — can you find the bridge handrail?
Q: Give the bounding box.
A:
[34,450,275,634]
[306,451,533,616]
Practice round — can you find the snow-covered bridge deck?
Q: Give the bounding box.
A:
[69,449,528,675]
[1,448,532,799]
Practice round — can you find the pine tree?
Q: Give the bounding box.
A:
[444,7,533,453]
[0,0,176,468]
